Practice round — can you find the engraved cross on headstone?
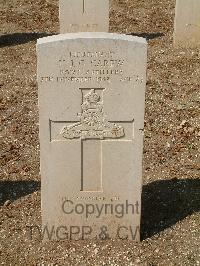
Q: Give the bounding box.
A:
[59,0,109,33]
[50,88,134,192]
[82,0,85,13]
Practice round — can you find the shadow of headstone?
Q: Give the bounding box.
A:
[141,178,200,240]
[128,32,164,40]
[0,180,41,206]
[0,32,55,48]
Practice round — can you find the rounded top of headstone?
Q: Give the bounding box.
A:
[37,32,147,46]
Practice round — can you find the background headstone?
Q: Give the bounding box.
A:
[59,0,109,33]
[37,33,147,241]
[174,0,200,47]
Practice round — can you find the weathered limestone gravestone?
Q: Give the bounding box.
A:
[174,0,200,47]
[37,33,147,241]
[59,0,109,33]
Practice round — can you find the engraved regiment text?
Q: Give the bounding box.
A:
[40,50,143,84]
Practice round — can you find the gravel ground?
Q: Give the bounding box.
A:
[0,0,200,265]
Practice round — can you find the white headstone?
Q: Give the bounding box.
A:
[59,0,109,33]
[174,0,200,47]
[37,33,147,241]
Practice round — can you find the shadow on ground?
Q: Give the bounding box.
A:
[141,178,200,240]
[0,180,40,206]
[0,32,164,48]
[1,178,199,240]
[0,32,55,48]
[128,32,164,40]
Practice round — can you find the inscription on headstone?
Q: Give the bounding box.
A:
[59,0,109,33]
[174,0,200,47]
[37,33,147,241]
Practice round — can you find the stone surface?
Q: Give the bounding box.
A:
[174,0,200,47]
[59,0,109,33]
[37,33,147,241]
